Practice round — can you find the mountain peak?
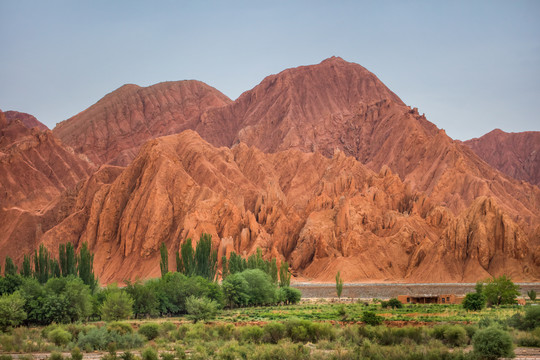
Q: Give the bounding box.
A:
[320,56,346,64]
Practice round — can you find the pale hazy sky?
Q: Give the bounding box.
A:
[1,0,539,140]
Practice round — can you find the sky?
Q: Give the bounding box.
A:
[1,0,539,141]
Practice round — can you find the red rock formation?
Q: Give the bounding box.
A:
[4,110,49,131]
[0,109,94,266]
[464,129,540,186]
[53,81,232,166]
[35,131,540,283]
[2,58,539,284]
[409,197,532,282]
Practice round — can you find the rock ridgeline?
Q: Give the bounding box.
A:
[464,129,540,187]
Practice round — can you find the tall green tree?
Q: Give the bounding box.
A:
[160,242,168,278]
[77,243,97,291]
[4,256,17,276]
[34,244,50,284]
[20,255,32,278]
[49,258,61,278]
[483,274,520,306]
[528,290,537,302]
[269,258,278,284]
[228,252,246,275]
[178,238,194,276]
[194,233,218,281]
[279,261,290,288]
[336,271,344,300]
[221,256,228,279]
[59,242,77,277]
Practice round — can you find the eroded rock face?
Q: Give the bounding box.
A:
[408,196,533,282]
[0,109,94,266]
[53,81,232,166]
[464,129,540,186]
[35,131,540,283]
[0,110,93,210]
[4,111,49,131]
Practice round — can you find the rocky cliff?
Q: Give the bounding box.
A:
[0,109,94,264]
[37,131,540,283]
[464,129,540,186]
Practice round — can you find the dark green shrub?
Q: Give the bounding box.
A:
[387,298,403,309]
[216,342,248,360]
[280,287,302,305]
[240,269,277,306]
[240,325,264,343]
[472,326,514,360]
[462,292,486,311]
[141,346,158,360]
[0,356,13,360]
[160,353,175,360]
[138,322,160,340]
[107,321,133,335]
[262,322,285,344]
[283,319,334,343]
[361,311,383,326]
[375,326,426,345]
[464,325,478,341]
[70,347,83,360]
[159,321,176,335]
[77,326,143,351]
[0,291,27,331]
[520,306,540,330]
[48,327,72,346]
[101,291,134,321]
[443,325,468,347]
[214,323,235,340]
[120,352,136,360]
[48,352,64,360]
[250,342,310,360]
[185,296,218,323]
[516,332,540,347]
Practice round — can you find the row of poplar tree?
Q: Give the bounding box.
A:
[0,242,97,293]
[159,233,291,286]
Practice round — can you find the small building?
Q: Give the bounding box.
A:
[397,294,464,305]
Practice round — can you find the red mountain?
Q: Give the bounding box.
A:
[0,109,94,263]
[1,58,538,283]
[53,81,232,166]
[37,131,538,283]
[4,110,49,131]
[464,129,540,187]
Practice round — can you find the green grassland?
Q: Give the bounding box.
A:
[1,300,537,360]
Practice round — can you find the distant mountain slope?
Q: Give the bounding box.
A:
[53,81,232,166]
[464,129,540,186]
[5,110,49,131]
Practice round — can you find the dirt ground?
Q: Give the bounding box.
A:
[292,283,540,299]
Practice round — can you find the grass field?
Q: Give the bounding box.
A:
[1,299,536,359]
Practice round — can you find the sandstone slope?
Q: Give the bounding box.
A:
[53,81,232,166]
[0,109,94,264]
[37,131,540,283]
[464,129,540,186]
